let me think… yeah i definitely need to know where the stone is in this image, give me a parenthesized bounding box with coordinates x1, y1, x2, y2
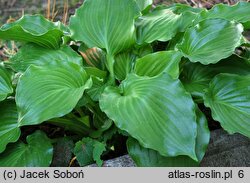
(200, 129, 250, 167)
(51, 138, 74, 167)
(88, 155, 136, 167)
(88, 129, 250, 167)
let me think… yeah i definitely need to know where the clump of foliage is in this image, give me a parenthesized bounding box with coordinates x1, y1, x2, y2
(0, 0, 249, 167)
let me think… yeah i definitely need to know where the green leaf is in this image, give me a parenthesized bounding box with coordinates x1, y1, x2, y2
(90, 110, 113, 138)
(204, 74, 250, 138)
(0, 100, 21, 153)
(100, 73, 197, 160)
(127, 138, 198, 167)
(136, 9, 197, 44)
(85, 67, 107, 80)
(87, 76, 108, 101)
(165, 3, 203, 14)
(195, 106, 210, 161)
(7, 43, 82, 72)
(127, 106, 209, 167)
(91, 105, 112, 130)
(167, 32, 185, 50)
(0, 65, 13, 101)
(177, 19, 243, 64)
(133, 44, 153, 58)
(47, 116, 92, 136)
(243, 21, 250, 29)
(0, 15, 64, 49)
(199, 2, 250, 24)
(16, 62, 92, 126)
(114, 51, 136, 80)
(0, 130, 53, 167)
(181, 55, 250, 99)
(135, 0, 153, 12)
(74, 137, 106, 167)
(135, 51, 182, 78)
(69, 0, 140, 55)
(93, 142, 106, 166)
(84, 67, 108, 101)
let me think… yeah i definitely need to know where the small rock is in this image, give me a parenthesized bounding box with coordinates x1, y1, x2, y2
(88, 155, 136, 167)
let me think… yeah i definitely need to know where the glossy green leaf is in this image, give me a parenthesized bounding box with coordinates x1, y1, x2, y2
(0, 100, 21, 153)
(135, 0, 153, 12)
(135, 51, 182, 78)
(84, 67, 107, 80)
(47, 115, 92, 136)
(7, 43, 82, 72)
(134, 44, 153, 58)
(0, 15, 64, 49)
(181, 55, 250, 99)
(16, 62, 92, 126)
(195, 106, 210, 161)
(0, 65, 13, 101)
(127, 106, 209, 167)
(177, 19, 243, 64)
(136, 9, 197, 44)
(87, 76, 107, 101)
(199, 2, 250, 24)
(92, 105, 111, 130)
(165, 3, 203, 14)
(167, 32, 185, 50)
(93, 116, 113, 132)
(100, 73, 197, 160)
(84, 67, 108, 101)
(0, 130, 53, 167)
(204, 74, 250, 138)
(69, 0, 140, 55)
(114, 51, 136, 80)
(74, 137, 106, 167)
(127, 138, 198, 167)
(243, 21, 250, 29)
(89, 116, 113, 139)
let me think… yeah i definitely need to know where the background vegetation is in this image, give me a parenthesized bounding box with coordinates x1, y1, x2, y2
(1, 0, 249, 24)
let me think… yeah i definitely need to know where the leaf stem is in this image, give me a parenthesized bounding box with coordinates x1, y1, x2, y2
(106, 54, 115, 85)
(75, 108, 85, 118)
(194, 98, 204, 104)
(47, 117, 93, 136)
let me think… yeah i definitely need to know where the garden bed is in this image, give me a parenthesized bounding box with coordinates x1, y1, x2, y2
(0, 0, 249, 167)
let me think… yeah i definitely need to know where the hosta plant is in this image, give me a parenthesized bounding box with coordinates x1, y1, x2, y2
(0, 0, 249, 167)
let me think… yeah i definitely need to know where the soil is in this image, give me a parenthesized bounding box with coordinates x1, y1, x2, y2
(154, 0, 249, 8)
(1, 0, 249, 25)
(0, 0, 82, 24)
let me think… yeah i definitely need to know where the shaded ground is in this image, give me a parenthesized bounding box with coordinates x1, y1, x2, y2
(1, 0, 249, 24)
(155, 0, 249, 7)
(0, 0, 81, 24)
